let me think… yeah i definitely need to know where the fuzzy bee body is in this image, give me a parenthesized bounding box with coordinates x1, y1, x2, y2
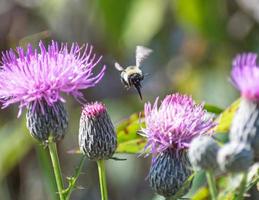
(120, 66, 143, 87)
(115, 46, 152, 100)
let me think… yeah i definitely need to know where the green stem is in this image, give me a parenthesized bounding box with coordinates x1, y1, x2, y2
(236, 172, 248, 200)
(97, 160, 108, 200)
(65, 156, 86, 200)
(48, 139, 65, 200)
(206, 170, 217, 200)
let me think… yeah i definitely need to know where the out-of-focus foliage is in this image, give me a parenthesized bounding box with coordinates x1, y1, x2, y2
(0, 0, 259, 199)
(192, 187, 210, 200)
(122, 0, 166, 48)
(0, 119, 34, 181)
(192, 163, 259, 200)
(173, 0, 227, 41)
(97, 0, 134, 44)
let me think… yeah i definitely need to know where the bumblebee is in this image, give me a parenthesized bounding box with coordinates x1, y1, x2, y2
(115, 46, 153, 100)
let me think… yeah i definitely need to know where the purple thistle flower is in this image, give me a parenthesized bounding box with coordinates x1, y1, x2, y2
(230, 53, 259, 160)
(141, 93, 216, 156)
(231, 53, 259, 101)
(0, 40, 106, 117)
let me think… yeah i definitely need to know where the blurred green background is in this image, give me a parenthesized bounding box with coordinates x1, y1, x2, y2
(0, 0, 258, 199)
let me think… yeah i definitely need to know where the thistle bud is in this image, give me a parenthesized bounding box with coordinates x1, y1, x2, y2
(26, 100, 68, 143)
(230, 98, 259, 160)
(148, 150, 192, 198)
(188, 136, 220, 171)
(217, 142, 254, 173)
(78, 102, 117, 160)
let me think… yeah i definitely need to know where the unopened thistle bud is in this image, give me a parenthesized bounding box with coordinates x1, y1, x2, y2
(230, 98, 259, 160)
(148, 150, 192, 197)
(217, 142, 254, 173)
(26, 100, 68, 142)
(79, 102, 117, 160)
(188, 136, 220, 171)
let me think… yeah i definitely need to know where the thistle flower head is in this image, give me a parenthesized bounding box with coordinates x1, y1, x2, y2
(79, 102, 117, 160)
(0, 41, 105, 116)
(142, 93, 216, 156)
(231, 53, 259, 101)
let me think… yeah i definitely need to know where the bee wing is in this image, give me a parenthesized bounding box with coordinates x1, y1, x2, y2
(136, 46, 153, 67)
(114, 62, 124, 71)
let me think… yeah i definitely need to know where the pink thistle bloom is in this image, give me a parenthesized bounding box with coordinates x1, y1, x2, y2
(231, 53, 259, 101)
(82, 102, 107, 117)
(0, 41, 105, 116)
(141, 93, 216, 156)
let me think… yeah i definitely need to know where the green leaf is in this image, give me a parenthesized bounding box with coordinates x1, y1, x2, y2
(117, 113, 143, 143)
(116, 112, 146, 154)
(215, 99, 240, 133)
(116, 138, 146, 154)
(204, 104, 223, 115)
(191, 187, 210, 200)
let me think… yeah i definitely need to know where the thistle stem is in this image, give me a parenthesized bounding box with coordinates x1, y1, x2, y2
(206, 170, 217, 200)
(48, 139, 65, 200)
(97, 160, 108, 200)
(236, 172, 248, 200)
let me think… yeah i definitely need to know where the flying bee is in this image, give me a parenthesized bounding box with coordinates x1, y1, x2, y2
(115, 46, 153, 100)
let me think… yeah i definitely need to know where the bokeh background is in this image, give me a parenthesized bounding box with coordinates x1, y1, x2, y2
(0, 0, 258, 199)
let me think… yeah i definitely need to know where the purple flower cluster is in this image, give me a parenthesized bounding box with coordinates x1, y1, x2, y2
(0, 41, 105, 116)
(231, 53, 259, 101)
(142, 93, 216, 156)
